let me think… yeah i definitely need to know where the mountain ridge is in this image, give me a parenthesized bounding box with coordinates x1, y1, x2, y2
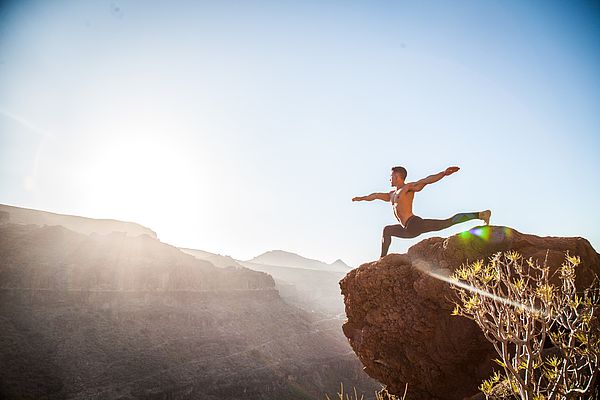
(0, 220, 380, 399)
(248, 249, 351, 272)
(0, 203, 157, 238)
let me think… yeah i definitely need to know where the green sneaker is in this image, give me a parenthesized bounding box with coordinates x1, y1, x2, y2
(479, 210, 491, 225)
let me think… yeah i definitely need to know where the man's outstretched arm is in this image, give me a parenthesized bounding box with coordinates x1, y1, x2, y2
(406, 166, 460, 192)
(352, 192, 391, 202)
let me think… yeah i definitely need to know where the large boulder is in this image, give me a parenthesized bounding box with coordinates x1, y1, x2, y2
(339, 225, 599, 400)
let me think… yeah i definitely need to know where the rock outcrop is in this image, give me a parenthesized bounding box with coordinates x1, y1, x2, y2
(340, 225, 600, 400)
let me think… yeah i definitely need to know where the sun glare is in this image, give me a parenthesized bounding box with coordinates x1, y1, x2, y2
(83, 137, 201, 226)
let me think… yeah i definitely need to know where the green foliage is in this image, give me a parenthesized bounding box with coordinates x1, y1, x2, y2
(450, 250, 599, 400)
(325, 382, 364, 400)
(480, 371, 503, 395)
(325, 382, 408, 400)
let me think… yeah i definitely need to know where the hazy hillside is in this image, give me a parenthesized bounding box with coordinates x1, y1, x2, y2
(0, 223, 274, 291)
(0, 222, 380, 399)
(239, 260, 347, 316)
(0, 203, 157, 238)
(180, 247, 348, 316)
(179, 247, 244, 270)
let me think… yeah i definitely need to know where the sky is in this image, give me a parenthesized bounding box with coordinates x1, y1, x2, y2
(1, 0, 599, 267)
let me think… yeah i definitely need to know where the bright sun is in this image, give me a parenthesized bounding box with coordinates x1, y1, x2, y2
(83, 137, 201, 226)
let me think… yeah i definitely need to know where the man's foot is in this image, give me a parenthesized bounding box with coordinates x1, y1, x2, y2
(479, 210, 491, 225)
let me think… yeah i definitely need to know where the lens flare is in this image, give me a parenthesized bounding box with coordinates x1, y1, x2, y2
(459, 230, 472, 241)
(459, 226, 513, 244)
(411, 258, 547, 317)
(469, 226, 491, 241)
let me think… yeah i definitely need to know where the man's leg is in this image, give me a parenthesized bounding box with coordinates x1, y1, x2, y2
(406, 212, 480, 236)
(381, 224, 418, 258)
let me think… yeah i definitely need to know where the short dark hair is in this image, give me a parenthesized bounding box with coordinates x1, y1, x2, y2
(391, 166, 407, 180)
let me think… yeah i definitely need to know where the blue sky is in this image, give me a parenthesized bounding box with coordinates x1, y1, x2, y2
(1, 0, 599, 267)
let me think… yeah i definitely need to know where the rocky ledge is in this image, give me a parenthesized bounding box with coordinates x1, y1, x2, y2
(339, 225, 599, 400)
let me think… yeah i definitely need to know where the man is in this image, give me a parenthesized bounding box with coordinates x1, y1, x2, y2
(352, 166, 491, 258)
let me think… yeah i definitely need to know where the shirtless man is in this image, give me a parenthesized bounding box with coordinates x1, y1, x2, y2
(352, 166, 491, 258)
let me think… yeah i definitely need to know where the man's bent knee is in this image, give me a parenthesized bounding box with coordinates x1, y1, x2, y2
(384, 224, 414, 239)
(383, 225, 395, 236)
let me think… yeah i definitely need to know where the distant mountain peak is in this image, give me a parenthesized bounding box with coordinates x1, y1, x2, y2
(331, 258, 349, 267)
(250, 249, 320, 263)
(248, 250, 351, 272)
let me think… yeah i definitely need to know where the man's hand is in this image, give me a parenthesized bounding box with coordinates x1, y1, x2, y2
(352, 196, 364, 202)
(444, 166, 460, 176)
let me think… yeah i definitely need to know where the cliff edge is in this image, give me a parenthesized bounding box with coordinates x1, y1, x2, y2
(339, 225, 599, 400)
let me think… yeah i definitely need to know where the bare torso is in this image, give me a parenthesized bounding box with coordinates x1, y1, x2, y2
(390, 186, 415, 226)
